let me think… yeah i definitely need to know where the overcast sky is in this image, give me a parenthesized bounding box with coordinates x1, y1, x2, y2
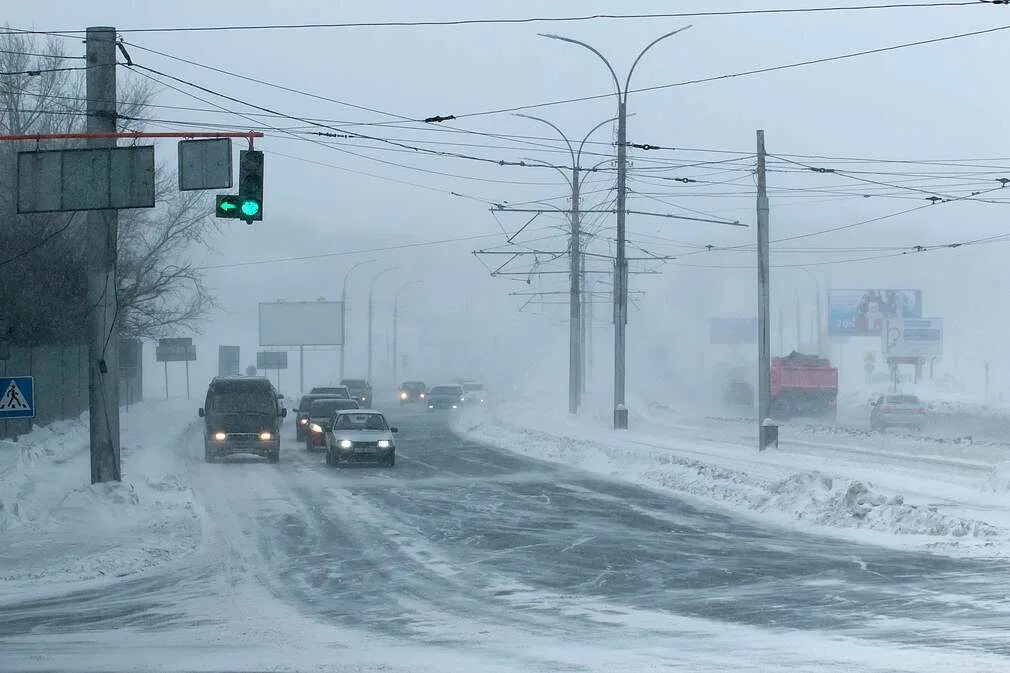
(7, 1, 1010, 400)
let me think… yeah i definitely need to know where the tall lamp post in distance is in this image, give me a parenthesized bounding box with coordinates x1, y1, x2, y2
(340, 259, 374, 382)
(368, 267, 399, 386)
(515, 113, 619, 415)
(542, 26, 692, 429)
(393, 281, 423, 389)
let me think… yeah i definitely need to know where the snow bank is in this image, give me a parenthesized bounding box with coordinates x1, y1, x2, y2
(0, 401, 201, 595)
(455, 407, 1006, 554)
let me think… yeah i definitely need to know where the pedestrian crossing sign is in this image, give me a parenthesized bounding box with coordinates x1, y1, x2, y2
(0, 376, 34, 419)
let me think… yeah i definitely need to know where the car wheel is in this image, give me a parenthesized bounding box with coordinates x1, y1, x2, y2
(204, 444, 215, 463)
(268, 449, 280, 464)
(325, 450, 333, 466)
(386, 453, 395, 468)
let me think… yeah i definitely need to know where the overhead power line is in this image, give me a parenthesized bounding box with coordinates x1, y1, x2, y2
(444, 22, 1010, 119)
(1, 3, 992, 35)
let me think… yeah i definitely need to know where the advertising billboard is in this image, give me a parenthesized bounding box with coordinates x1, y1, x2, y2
(218, 345, 240, 377)
(258, 301, 344, 347)
(710, 318, 757, 345)
(882, 318, 943, 358)
(827, 289, 921, 337)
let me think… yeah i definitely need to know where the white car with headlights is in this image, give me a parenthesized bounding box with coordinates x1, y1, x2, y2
(324, 410, 398, 467)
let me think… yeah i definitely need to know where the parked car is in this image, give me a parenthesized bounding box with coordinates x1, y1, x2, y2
(870, 393, 926, 431)
(427, 384, 464, 411)
(398, 381, 427, 404)
(294, 393, 337, 441)
(324, 410, 398, 467)
(341, 379, 373, 408)
(310, 385, 350, 399)
(305, 398, 360, 449)
(199, 376, 285, 463)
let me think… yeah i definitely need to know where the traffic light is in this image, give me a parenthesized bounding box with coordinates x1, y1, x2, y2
(238, 150, 264, 223)
(215, 194, 242, 218)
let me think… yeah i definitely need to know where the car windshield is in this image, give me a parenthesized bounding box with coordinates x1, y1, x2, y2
(310, 387, 348, 397)
(297, 395, 329, 412)
(309, 399, 358, 417)
(341, 379, 368, 388)
(463, 383, 483, 392)
(430, 385, 463, 396)
(207, 391, 274, 413)
(334, 413, 388, 431)
(887, 395, 921, 405)
(402, 382, 425, 391)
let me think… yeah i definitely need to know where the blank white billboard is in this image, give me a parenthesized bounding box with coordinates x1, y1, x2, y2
(259, 301, 343, 346)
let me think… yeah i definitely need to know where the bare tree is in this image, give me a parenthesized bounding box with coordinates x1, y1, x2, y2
(0, 28, 218, 344)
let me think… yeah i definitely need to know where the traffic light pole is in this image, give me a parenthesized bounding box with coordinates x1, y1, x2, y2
(86, 26, 121, 483)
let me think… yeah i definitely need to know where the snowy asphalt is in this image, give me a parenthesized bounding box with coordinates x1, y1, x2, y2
(2, 404, 1010, 668)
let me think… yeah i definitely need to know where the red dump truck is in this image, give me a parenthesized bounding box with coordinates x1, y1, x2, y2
(770, 351, 838, 420)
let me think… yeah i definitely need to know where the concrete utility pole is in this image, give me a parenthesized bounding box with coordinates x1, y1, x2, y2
(86, 27, 121, 483)
(339, 259, 373, 381)
(756, 130, 772, 448)
(515, 114, 617, 415)
(543, 26, 690, 429)
(367, 267, 397, 384)
(393, 281, 421, 388)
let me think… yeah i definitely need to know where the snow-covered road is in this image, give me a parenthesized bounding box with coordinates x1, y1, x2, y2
(2, 403, 1010, 672)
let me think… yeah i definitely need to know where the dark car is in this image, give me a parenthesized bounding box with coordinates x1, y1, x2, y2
(294, 393, 337, 441)
(341, 378, 373, 408)
(427, 384, 464, 411)
(398, 381, 427, 404)
(305, 398, 360, 449)
(310, 385, 350, 398)
(199, 376, 286, 463)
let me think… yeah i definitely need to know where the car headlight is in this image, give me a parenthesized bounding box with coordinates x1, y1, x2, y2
(428, 404, 434, 409)
(299, 418, 308, 425)
(452, 405, 458, 409)
(339, 439, 353, 449)
(309, 423, 323, 434)
(213, 431, 227, 441)
(259, 432, 272, 441)
(419, 393, 425, 398)
(361, 396, 367, 401)
(400, 392, 408, 400)
(377, 440, 391, 449)
(459, 396, 465, 402)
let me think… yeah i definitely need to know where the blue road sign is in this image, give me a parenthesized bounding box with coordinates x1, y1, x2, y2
(0, 376, 34, 419)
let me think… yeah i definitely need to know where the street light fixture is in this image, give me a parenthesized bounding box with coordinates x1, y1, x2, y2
(368, 267, 399, 385)
(514, 114, 618, 415)
(541, 26, 692, 429)
(393, 281, 423, 387)
(339, 259, 375, 381)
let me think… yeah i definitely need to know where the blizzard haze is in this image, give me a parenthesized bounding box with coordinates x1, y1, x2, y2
(3, 2, 1010, 673)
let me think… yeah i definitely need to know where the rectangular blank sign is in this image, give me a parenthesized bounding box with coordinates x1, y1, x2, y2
(178, 138, 233, 191)
(17, 146, 155, 213)
(257, 351, 288, 370)
(259, 302, 344, 346)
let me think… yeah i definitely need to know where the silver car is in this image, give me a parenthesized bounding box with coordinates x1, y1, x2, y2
(870, 393, 926, 431)
(324, 410, 398, 467)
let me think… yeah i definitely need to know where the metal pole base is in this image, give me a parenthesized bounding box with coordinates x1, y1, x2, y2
(613, 405, 629, 429)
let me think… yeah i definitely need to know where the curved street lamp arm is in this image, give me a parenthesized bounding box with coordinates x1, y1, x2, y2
(343, 258, 375, 288)
(522, 157, 572, 189)
(515, 113, 575, 167)
(370, 266, 399, 293)
(540, 33, 622, 99)
(624, 25, 692, 100)
(577, 116, 620, 165)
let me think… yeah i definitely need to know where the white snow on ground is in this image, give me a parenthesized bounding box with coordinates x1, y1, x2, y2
(0, 400, 201, 597)
(455, 398, 1010, 557)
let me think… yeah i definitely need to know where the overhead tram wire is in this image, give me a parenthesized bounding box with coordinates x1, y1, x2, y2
(442, 23, 1010, 120)
(1, 3, 991, 35)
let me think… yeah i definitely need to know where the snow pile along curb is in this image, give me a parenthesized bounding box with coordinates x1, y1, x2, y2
(456, 414, 1004, 551)
(0, 402, 202, 593)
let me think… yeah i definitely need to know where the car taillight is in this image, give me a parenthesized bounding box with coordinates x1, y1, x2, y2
(883, 406, 894, 413)
(916, 407, 925, 414)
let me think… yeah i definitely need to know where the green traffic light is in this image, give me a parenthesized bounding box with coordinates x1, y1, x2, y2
(240, 199, 261, 217)
(218, 200, 237, 213)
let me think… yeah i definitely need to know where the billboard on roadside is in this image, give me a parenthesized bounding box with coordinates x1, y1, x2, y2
(882, 318, 943, 358)
(827, 289, 921, 337)
(258, 301, 343, 346)
(710, 318, 757, 345)
(256, 351, 288, 370)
